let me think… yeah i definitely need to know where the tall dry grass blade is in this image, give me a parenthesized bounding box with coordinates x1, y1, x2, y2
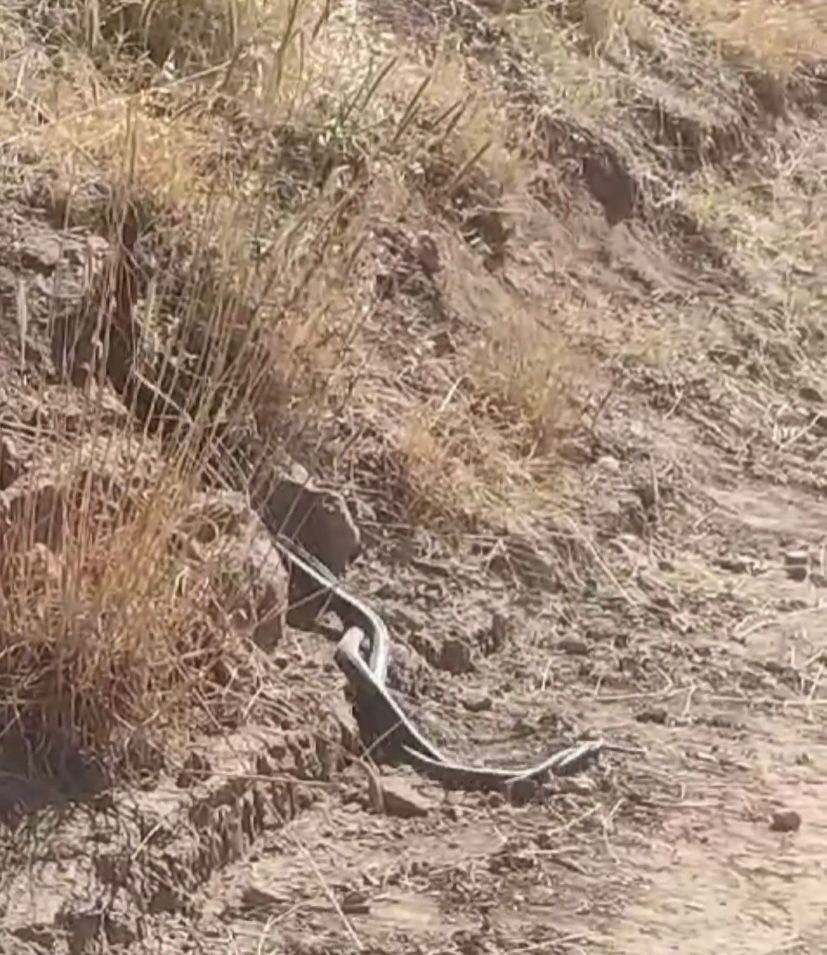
(446, 140, 492, 195)
(391, 73, 431, 146)
(271, 0, 303, 102)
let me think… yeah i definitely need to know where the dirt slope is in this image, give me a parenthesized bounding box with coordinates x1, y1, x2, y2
(0, 1, 826, 953)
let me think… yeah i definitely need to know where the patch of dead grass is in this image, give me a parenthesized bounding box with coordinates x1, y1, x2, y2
(0, 444, 233, 774)
(685, 123, 826, 298)
(688, 0, 827, 73)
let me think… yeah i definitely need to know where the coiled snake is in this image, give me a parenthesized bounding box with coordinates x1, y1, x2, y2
(274, 535, 610, 793)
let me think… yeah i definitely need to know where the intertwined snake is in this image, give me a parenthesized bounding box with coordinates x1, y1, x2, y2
(274, 535, 609, 794)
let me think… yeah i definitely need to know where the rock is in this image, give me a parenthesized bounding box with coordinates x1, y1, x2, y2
(430, 329, 455, 357)
(636, 706, 668, 725)
(598, 454, 621, 473)
(257, 470, 360, 627)
(505, 777, 538, 807)
(375, 772, 435, 818)
(259, 470, 360, 575)
(715, 554, 755, 574)
(783, 549, 809, 581)
(558, 636, 589, 656)
(415, 232, 441, 276)
(439, 637, 474, 674)
(20, 233, 62, 273)
(799, 384, 823, 403)
(240, 885, 280, 910)
(769, 809, 801, 833)
(180, 491, 289, 651)
(462, 692, 493, 713)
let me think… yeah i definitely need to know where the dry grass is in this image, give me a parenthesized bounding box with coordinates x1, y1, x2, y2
(685, 120, 826, 308)
(0, 435, 220, 771)
(688, 0, 827, 73)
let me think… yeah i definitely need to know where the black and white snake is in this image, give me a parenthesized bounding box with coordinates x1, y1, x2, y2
(274, 535, 610, 793)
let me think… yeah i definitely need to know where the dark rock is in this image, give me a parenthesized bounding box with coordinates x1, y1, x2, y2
(636, 706, 668, 725)
(258, 470, 360, 627)
(715, 554, 755, 574)
(784, 549, 809, 581)
(20, 234, 61, 273)
(786, 565, 808, 582)
(558, 636, 589, 656)
(439, 638, 474, 674)
(375, 772, 435, 818)
(769, 809, 801, 833)
(462, 692, 493, 713)
(505, 777, 537, 806)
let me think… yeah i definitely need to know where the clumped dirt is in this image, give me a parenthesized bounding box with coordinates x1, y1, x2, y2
(1, 1, 826, 953)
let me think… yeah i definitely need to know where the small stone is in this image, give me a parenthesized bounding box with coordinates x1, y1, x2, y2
(439, 638, 473, 674)
(769, 809, 801, 833)
(486, 791, 505, 809)
(20, 234, 62, 272)
(506, 777, 537, 806)
(799, 384, 823, 403)
(715, 554, 755, 574)
(636, 706, 668, 725)
(462, 692, 493, 713)
(798, 385, 824, 404)
(598, 455, 621, 473)
(415, 232, 441, 276)
(240, 886, 279, 910)
(377, 773, 435, 819)
(430, 330, 455, 357)
(783, 549, 809, 581)
(558, 636, 589, 656)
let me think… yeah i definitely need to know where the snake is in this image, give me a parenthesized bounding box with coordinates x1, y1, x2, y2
(274, 535, 607, 793)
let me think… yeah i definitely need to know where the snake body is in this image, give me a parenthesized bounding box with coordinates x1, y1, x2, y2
(274, 535, 606, 792)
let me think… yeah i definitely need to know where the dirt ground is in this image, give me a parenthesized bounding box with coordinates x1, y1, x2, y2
(1, 1, 826, 953)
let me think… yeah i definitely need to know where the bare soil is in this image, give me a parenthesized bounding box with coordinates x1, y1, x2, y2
(1, 1, 826, 953)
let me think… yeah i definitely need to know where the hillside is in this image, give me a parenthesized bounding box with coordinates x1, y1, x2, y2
(0, 1, 825, 952)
